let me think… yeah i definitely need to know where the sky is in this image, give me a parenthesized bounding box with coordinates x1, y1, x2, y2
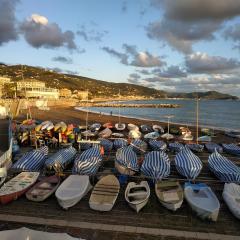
(0, 0, 240, 96)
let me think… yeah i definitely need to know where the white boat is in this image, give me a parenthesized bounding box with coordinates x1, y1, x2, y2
(222, 183, 240, 219)
(144, 131, 160, 140)
(161, 133, 174, 140)
(0, 167, 7, 186)
(81, 130, 98, 137)
(89, 175, 120, 211)
(181, 132, 193, 141)
(125, 181, 150, 213)
(127, 123, 139, 131)
(128, 130, 142, 139)
(197, 135, 212, 142)
(55, 175, 92, 210)
(112, 132, 124, 138)
(155, 180, 183, 211)
(98, 128, 112, 138)
(41, 121, 53, 131)
(184, 182, 220, 221)
(115, 123, 126, 131)
(152, 125, 164, 133)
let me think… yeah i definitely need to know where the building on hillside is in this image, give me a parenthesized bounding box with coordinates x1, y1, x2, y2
(59, 88, 72, 98)
(73, 90, 88, 100)
(16, 79, 45, 90)
(0, 76, 11, 85)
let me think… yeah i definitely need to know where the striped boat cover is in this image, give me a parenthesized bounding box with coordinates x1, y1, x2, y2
(141, 151, 170, 181)
(79, 142, 92, 151)
(175, 146, 202, 180)
(169, 142, 184, 153)
(149, 139, 167, 151)
(205, 142, 223, 153)
(130, 139, 147, 153)
(208, 150, 240, 183)
(222, 143, 240, 156)
(11, 146, 48, 171)
(99, 138, 113, 152)
(116, 146, 139, 172)
(186, 143, 204, 152)
(44, 146, 77, 172)
(113, 138, 127, 150)
(72, 147, 103, 175)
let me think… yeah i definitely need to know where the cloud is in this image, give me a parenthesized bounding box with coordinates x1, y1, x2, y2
(0, 0, 19, 45)
(224, 23, 240, 50)
(127, 73, 141, 84)
(20, 14, 77, 50)
(152, 65, 187, 78)
(147, 0, 240, 53)
(52, 56, 73, 64)
(136, 69, 151, 75)
(102, 44, 165, 67)
(121, 1, 127, 13)
(185, 52, 240, 73)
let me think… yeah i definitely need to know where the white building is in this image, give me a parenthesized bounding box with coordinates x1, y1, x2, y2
(24, 87, 59, 99)
(0, 76, 11, 85)
(16, 79, 45, 90)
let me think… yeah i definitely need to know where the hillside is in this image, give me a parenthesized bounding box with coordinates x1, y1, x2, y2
(0, 64, 238, 100)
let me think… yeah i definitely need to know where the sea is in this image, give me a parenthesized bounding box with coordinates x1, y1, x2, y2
(76, 99, 240, 131)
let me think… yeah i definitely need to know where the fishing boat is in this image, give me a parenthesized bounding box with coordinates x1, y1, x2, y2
(222, 183, 240, 219)
(115, 123, 126, 131)
(175, 147, 202, 180)
(44, 146, 77, 173)
(130, 139, 147, 154)
(54, 121, 67, 132)
(81, 130, 98, 137)
(141, 151, 170, 181)
(55, 175, 92, 209)
(113, 138, 128, 150)
(155, 180, 183, 211)
(128, 130, 142, 139)
(184, 182, 220, 221)
(0, 172, 40, 204)
(205, 142, 223, 153)
(72, 147, 103, 175)
(181, 132, 193, 141)
(168, 142, 184, 153)
(144, 132, 160, 140)
(11, 146, 48, 172)
(127, 123, 139, 131)
(103, 122, 113, 129)
(208, 149, 240, 183)
(115, 146, 139, 175)
(186, 143, 204, 153)
(0, 167, 7, 186)
(161, 115, 174, 140)
(89, 175, 120, 211)
(99, 138, 113, 152)
(125, 181, 150, 212)
(152, 125, 164, 133)
(222, 143, 240, 156)
(197, 135, 212, 142)
(26, 175, 60, 202)
(89, 123, 101, 131)
(149, 139, 167, 151)
(111, 132, 124, 138)
(98, 128, 112, 138)
(140, 125, 152, 133)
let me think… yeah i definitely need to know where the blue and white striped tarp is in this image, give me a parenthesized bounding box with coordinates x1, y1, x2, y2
(113, 138, 128, 150)
(11, 146, 48, 171)
(208, 150, 240, 183)
(222, 143, 240, 156)
(149, 139, 167, 151)
(168, 142, 184, 153)
(205, 142, 223, 153)
(72, 147, 103, 175)
(130, 139, 147, 154)
(44, 146, 77, 172)
(186, 143, 204, 152)
(116, 146, 139, 172)
(175, 146, 202, 180)
(141, 151, 170, 181)
(99, 138, 113, 152)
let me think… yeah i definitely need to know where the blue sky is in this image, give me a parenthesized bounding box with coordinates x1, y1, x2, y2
(0, 0, 240, 96)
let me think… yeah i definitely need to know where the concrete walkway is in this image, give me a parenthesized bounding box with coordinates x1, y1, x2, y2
(0, 214, 238, 240)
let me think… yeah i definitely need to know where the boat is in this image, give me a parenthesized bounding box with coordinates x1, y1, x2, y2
(44, 146, 77, 173)
(201, 128, 215, 136)
(149, 139, 167, 151)
(222, 183, 240, 219)
(144, 132, 160, 140)
(0, 227, 81, 240)
(225, 130, 240, 139)
(127, 123, 139, 131)
(99, 138, 113, 152)
(81, 130, 98, 137)
(140, 125, 152, 133)
(41, 121, 53, 131)
(0, 172, 40, 204)
(54, 121, 66, 132)
(11, 146, 48, 172)
(26, 175, 60, 202)
(89, 123, 101, 131)
(175, 147, 202, 180)
(115, 146, 139, 175)
(181, 132, 193, 141)
(197, 135, 212, 142)
(141, 151, 170, 181)
(186, 143, 204, 153)
(180, 127, 191, 135)
(55, 175, 92, 209)
(115, 123, 126, 131)
(98, 128, 112, 138)
(168, 142, 184, 153)
(46, 122, 54, 131)
(125, 181, 150, 212)
(130, 139, 147, 154)
(103, 122, 113, 129)
(128, 130, 142, 139)
(184, 182, 220, 221)
(89, 175, 120, 211)
(111, 132, 124, 138)
(155, 180, 183, 211)
(161, 133, 174, 140)
(222, 143, 240, 156)
(205, 142, 223, 153)
(152, 125, 164, 133)
(169, 127, 180, 135)
(208, 149, 240, 183)
(0, 167, 7, 186)
(113, 138, 128, 150)
(72, 147, 103, 175)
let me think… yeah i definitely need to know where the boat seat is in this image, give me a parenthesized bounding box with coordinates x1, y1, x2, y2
(128, 191, 148, 198)
(157, 181, 178, 189)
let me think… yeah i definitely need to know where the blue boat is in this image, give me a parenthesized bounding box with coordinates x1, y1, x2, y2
(141, 151, 170, 181)
(205, 142, 223, 153)
(222, 143, 240, 156)
(99, 138, 113, 152)
(175, 147, 202, 180)
(113, 138, 127, 150)
(72, 147, 103, 175)
(186, 143, 204, 153)
(168, 142, 184, 153)
(44, 146, 77, 172)
(149, 139, 167, 151)
(208, 150, 240, 183)
(130, 139, 147, 154)
(11, 146, 48, 172)
(115, 146, 139, 175)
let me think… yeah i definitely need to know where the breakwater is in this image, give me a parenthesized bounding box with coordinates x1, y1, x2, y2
(79, 103, 181, 108)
